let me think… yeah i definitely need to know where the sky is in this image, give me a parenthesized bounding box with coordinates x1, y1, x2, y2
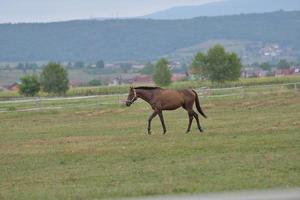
(0, 0, 223, 23)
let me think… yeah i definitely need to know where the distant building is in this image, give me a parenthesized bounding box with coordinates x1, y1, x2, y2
(260, 43, 282, 57)
(105, 63, 119, 68)
(109, 75, 135, 86)
(5, 82, 20, 91)
(69, 80, 82, 88)
(241, 68, 269, 78)
(0, 86, 8, 92)
(275, 68, 295, 77)
(171, 73, 187, 82)
(132, 64, 145, 69)
(169, 61, 181, 69)
(133, 75, 153, 84)
(109, 78, 122, 86)
(109, 77, 130, 86)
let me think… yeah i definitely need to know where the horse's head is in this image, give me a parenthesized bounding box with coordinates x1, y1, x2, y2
(126, 86, 137, 107)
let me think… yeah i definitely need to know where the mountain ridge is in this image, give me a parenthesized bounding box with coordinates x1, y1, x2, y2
(0, 10, 299, 62)
(143, 0, 300, 19)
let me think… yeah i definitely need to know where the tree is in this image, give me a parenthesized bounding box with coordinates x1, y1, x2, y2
(191, 52, 206, 79)
(260, 62, 272, 71)
(251, 62, 260, 68)
(174, 63, 188, 74)
(17, 63, 24, 69)
(140, 62, 155, 75)
(120, 63, 132, 73)
(17, 63, 28, 74)
(40, 62, 69, 95)
(96, 60, 105, 69)
(88, 79, 102, 86)
(191, 44, 242, 82)
(277, 59, 290, 69)
(66, 62, 73, 69)
(153, 58, 172, 86)
(73, 61, 85, 68)
(19, 75, 40, 97)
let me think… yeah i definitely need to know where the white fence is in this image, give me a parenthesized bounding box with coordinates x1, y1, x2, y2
(125, 188, 300, 200)
(0, 82, 299, 113)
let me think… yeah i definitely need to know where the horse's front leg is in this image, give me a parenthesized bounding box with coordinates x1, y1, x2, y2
(147, 111, 158, 134)
(158, 111, 167, 134)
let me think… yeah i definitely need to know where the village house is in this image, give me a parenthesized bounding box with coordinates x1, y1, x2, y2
(5, 82, 20, 91)
(171, 73, 188, 82)
(109, 76, 135, 86)
(260, 43, 282, 57)
(241, 68, 269, 78)
(131, 64, 145, 70)
(275, 68, 296, 77)
(0, 86, 7, 92)
(69, 80, 82, 88)
(132, 75, 153, 84)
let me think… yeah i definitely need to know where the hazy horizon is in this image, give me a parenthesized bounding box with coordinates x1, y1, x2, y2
(0, 0, 223, 23)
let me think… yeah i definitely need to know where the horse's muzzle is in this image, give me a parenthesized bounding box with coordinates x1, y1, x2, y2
(125, 101, 132, 107)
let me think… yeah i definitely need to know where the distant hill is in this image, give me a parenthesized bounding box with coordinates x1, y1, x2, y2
(0, 11, 300, 62)
(144, 0, 300, 19)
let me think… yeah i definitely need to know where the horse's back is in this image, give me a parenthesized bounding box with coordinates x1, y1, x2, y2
(154, 89, 195, 110)
(177, 89, 196, 97)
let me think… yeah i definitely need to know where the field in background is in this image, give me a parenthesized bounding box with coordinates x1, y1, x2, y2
(0, 69, 130, 88)
(1, 75, 300, 99)
(0, 89, 299, 199)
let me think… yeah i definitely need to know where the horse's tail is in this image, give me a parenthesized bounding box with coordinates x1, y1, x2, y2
(192, 90, 207, 118)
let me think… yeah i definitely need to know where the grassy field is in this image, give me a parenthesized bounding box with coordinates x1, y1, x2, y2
(0, 91, 300, 199)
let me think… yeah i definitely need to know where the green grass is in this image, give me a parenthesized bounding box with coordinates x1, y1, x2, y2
(0, 92, 300, 199)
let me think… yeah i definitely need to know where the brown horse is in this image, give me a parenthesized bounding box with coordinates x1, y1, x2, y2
(126, 86, 207, 134)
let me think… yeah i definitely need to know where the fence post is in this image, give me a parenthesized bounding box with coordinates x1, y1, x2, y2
(207, 87, 211, 97)
(96, 96, 100, 107)
(295, 83, 298, 94)
(35, 97, 41, 111)
(240, 86, 245, 98)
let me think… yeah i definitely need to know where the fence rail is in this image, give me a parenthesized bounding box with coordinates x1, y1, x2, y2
(125, 188, 300, 200)
(0, 82, 299, 113)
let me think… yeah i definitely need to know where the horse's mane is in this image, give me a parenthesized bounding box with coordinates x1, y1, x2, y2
(134, 86, 161, 90)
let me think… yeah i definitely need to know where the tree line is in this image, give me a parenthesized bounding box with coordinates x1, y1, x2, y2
(19, 45, 243, 96)
(19, 63, 69, 97)
(20, 44, 296, 97)
(143, 44, 242, 86)
(142, 46, 298, 85)
(254, 59, 295, 71)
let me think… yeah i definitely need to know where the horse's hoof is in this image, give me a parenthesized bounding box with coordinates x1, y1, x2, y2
(199, 128, 204, 133)
(186, 131, 190, 134)
(162, 131, 167, 135)
(147, 130, 152, 135)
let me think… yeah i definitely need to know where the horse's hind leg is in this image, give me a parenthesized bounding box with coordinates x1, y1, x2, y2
(148, 111, 158, 135)
(192, 110, 203, 132)
(186, 110, 194, 133)
(158, 111, 167, 134)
